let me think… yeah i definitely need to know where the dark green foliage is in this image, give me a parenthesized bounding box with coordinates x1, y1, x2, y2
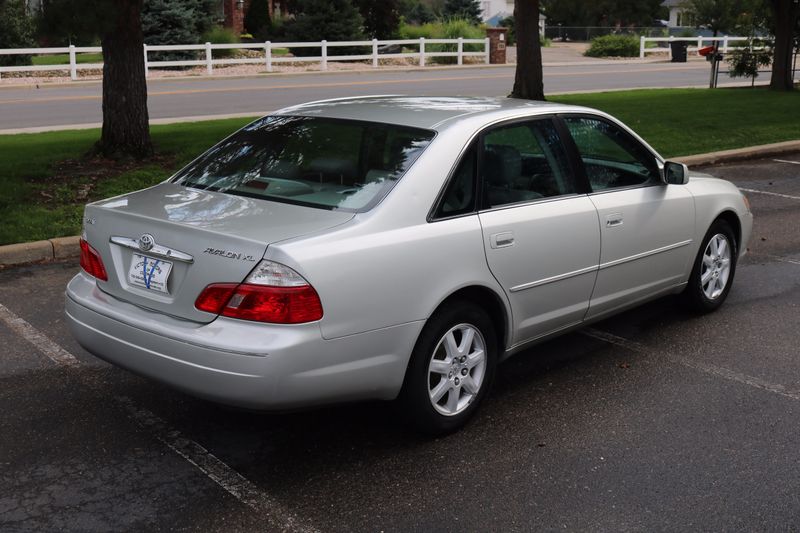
(283, 0, 366, 56)
(542, 0, 665, 27)
(682, 0, 746, 35)
(0, 0, 35, 66)
(244, 0, 271, 40)
(142, 0, 220, 61)
(356, 0, 401, 38)
(584, 35, 640, 57)
(400, 0, 436, 24)
(36, 0, 101, 46)
(443, 0, 481, 24)
(203, 26, 239, 58)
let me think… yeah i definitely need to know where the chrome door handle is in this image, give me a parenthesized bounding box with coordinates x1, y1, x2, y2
(605, 213, 624, 227)
(490, 232, 515, 249)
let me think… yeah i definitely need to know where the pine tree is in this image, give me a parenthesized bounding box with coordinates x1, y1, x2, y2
(284, 0, 365, 56)
(443, 0, 482, 24)
(142, 0, 219, 61)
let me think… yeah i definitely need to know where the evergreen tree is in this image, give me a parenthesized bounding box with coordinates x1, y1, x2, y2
(244, 0, 271, 40)
(399, 0, 436, 24)
(443, 0, 482, 24)
(356, 0, 400, 39)
(284, 0, 365, 56)
(0, 0, 35, 66)
(142, 0, 219, 61)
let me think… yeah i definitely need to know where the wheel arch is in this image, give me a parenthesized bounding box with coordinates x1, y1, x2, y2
(713, 209, 742, 249)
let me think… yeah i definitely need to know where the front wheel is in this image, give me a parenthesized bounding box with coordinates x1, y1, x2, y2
(398, 302, 497, 435)
(682, 219, 738, 313)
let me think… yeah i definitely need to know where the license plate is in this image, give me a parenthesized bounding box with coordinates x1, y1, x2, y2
(128, 254, 173, 294)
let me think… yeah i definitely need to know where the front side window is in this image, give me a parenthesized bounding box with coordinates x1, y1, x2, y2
(172, 116, 435, 211)
(564, 116, 660, 191)
(480, 119, 577, 208)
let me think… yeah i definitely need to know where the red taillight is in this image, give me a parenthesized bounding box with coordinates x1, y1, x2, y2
(79, 238, 108, 281)
(195, 283, 323, 324)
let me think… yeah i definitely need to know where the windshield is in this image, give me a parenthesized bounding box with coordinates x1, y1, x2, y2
(172, 116, 436, 211)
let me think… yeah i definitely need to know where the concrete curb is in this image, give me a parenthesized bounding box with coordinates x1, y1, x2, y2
(0, 140, 798, 268)
(0, 236, 80, 269)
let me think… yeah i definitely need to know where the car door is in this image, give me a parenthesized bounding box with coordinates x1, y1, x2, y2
(561, 115, 695, 319)
(476, 118, 600, 347)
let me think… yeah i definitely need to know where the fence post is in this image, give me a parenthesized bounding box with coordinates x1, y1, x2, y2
(484, 37, 490, 64)
(697, 36, 703, 53)
(668, 35, 674, 61)
(69, 44, 77, 80)
(723, 36, 729, 53)
(457, 37, 463, 65)
(372, 38, 378, 68)
(205, 41, 212, 75)
(143, 43, 149, 78)
(321, 40, 327, 70)
(419, 37, 425, 67)
(265, 41, 272, 72)
(639, 35, 645, 59)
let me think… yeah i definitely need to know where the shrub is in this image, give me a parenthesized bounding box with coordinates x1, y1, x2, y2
(399, 19, 484, 64)
(203, 26, 239, 58)
(727, 40, 772, 82)
(283, 0, 366, 57)
(584, 34, 640, 58)
(244, 0, 271, 41)
(142, 0, 220, 62)
(0, 0, 35, 66)
(443, 0, 481, 25)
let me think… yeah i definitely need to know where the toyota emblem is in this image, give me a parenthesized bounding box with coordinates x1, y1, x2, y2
(138, 233, 155, 252)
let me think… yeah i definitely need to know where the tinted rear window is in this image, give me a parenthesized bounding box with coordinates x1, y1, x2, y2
(172, 116, 435, 211)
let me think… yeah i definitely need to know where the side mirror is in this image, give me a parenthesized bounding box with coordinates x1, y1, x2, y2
(663, 161, 690, 185)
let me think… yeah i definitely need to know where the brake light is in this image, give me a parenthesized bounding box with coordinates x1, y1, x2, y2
(195, 261, 323, 324)
(79, 238, 108, 281)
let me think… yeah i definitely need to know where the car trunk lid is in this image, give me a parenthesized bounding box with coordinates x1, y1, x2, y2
(83, 183, 353, 323)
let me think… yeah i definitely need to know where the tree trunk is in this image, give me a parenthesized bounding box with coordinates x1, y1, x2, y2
(769, 0, 799, 91)
(96, 0, 152, 158)
(510, 0, 545, 100)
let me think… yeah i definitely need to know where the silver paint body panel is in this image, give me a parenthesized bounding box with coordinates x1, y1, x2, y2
(65, 96, 753, 409)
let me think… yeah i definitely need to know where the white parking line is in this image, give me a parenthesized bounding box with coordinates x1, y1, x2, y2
(0, 303, 80, 367)
(774, 159, 800, 165)
(116, 396, 318, 533)
(582, 328, 800, 402)
(739, 187, 800, 201)
(0, 300, 318, 533)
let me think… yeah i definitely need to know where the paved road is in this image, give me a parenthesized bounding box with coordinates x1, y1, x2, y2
(1, 155, 799, 531)
(0, 62, 739, 131)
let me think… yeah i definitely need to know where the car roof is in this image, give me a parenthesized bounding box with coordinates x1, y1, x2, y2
(271, 95, 595, 132)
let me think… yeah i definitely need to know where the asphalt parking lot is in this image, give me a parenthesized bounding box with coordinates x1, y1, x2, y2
(1, 154, 799, 532)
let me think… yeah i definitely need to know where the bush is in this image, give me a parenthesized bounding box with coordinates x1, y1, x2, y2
(203, 26, 239, 58)
(727, 40, 772, 82)
(0, 0, 35, 66)
(142, 0, 220, 62)
(584, 35, 640, 57)
(399, 0, 436, 25)
(398, 19, 483, 64)
(283, 0, 366, 57)
(443, 0, 481, 25)
(244, 0, 270, 41)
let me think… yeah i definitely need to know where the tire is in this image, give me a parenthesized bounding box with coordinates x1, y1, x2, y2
(398, 301, 497, 435)
(682, 219, 738, 313)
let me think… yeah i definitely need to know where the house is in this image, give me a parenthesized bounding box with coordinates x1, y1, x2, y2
(481, 0, 546, 36)
(662, 0, 690, 28)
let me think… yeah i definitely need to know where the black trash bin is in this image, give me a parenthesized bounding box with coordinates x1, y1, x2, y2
(670, 41, 688, 62)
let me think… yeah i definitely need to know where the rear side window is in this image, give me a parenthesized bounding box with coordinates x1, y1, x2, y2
(564, 116, 660, 191)
(436, 145, 477, 218)
(173, 116, 435, 212)
(480, 119, 577, 208)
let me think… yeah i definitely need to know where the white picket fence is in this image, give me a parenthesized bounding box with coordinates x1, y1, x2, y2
(0, 37, 490, 80)
(639, 35, 749, 60)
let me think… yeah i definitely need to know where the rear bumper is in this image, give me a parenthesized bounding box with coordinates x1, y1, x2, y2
(65, 273, 422, 409)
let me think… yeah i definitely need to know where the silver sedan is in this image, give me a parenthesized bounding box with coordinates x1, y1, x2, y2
(66, 96, 753, 434)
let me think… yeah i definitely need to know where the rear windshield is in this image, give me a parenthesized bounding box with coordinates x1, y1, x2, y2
(172, 116, 436, 211)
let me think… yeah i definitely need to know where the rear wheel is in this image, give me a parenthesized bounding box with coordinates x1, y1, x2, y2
(682, 219, 738, 312)
(398, 302, 497, 435)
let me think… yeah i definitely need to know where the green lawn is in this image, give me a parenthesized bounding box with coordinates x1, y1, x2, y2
(1, 87, 798, 245)
(31, 53, 104, 66)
